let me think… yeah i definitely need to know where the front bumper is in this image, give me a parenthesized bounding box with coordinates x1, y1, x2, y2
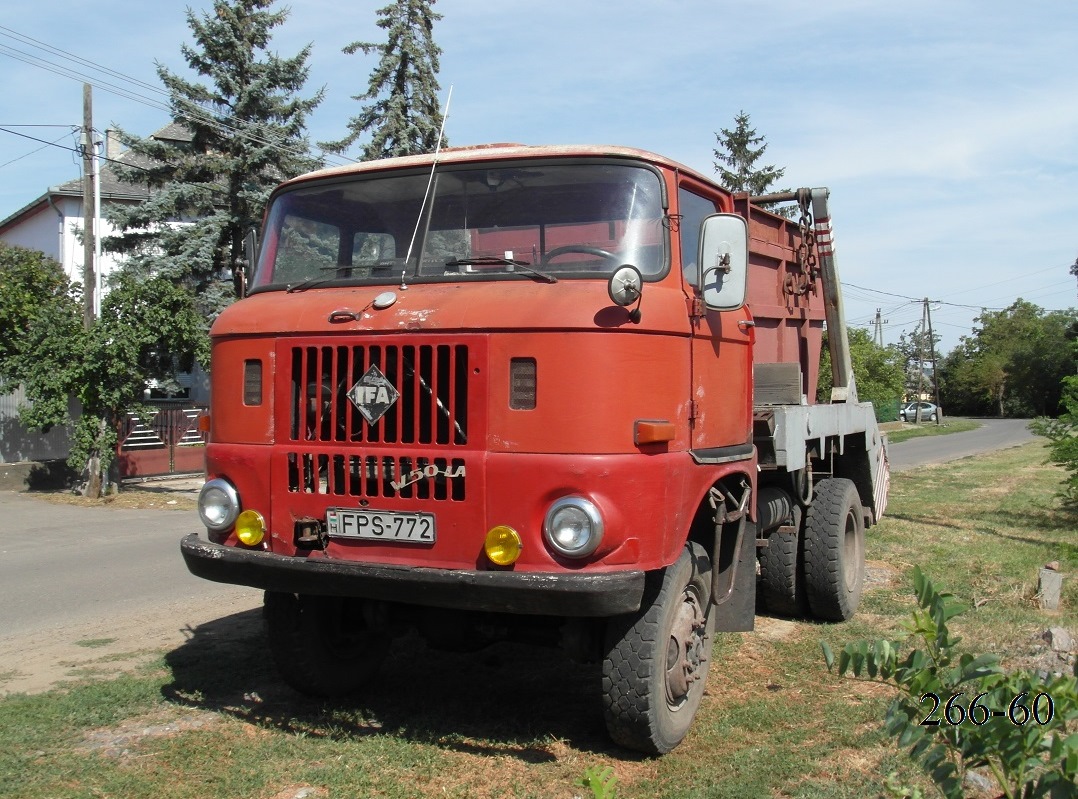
(181, 534, 645, 617)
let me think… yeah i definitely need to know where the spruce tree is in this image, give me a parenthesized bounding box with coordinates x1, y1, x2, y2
(321, 0, 446, 160)
(106, 0, 323, 308)
(713, 111, 787, 197)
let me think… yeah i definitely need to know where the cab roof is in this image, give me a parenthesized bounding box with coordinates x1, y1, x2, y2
(279, 143, 715, 190)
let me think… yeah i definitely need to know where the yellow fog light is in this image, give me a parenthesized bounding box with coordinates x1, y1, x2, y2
(235, 509, 266, 547)
(484, 525, 522, 566)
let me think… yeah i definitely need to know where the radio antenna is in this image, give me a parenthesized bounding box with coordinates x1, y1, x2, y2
(404, 86, 454, 272)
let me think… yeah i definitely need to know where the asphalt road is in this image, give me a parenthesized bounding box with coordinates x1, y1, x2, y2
(0, 494, 249, 638)
(886, 417, 1040, 472)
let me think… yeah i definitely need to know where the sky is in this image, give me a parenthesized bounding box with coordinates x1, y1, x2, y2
(1, 0, 1076, 354)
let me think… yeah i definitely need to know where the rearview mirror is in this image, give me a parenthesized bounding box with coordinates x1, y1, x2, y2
(698, 214, 748, 311)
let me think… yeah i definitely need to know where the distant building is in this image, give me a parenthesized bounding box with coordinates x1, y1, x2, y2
(0, 123, 192, 291)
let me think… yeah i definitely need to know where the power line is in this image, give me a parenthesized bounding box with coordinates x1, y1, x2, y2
(0, 127, 76, 170)
(940, 263, 1066, 300)
(0, 26, 356, 170)
(0, 25, 164, 95)
(843, 282, 923, 303)
(0, 125, 227, 197)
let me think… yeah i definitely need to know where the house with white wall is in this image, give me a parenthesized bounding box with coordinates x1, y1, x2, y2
(0, 123, 192, 290)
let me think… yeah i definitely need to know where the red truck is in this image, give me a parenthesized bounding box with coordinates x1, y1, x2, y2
(182, 143, 889, 754)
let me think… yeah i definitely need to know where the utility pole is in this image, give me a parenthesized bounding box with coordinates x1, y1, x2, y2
(873, 308, 888, 347)
(81, 83, 96, 330)
(914, 300, 928, 423)
(925, 299, 942, 425)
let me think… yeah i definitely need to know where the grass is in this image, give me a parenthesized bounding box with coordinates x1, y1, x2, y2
(75, 638, 117, 649)
(884, 417, 981, 444)
(0, 442, 1074, 798)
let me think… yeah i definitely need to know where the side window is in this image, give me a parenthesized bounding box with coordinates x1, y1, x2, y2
(678, 187, 719, 287)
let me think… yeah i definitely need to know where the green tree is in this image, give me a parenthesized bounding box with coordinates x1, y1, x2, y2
(818, 327, 906, 420)
(106, 0, 323, 307)
(713, 111, 787, 197)
(321, 0, 446, 160)
(941, 300, 1076, 417)
(938, 341, 996, 418)
(3, 267, 209, 498)
(0, 244, 82, 432)
(0, 243, 71, 373)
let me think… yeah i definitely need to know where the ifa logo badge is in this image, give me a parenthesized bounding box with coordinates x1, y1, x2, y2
(346, 365, 400, 424)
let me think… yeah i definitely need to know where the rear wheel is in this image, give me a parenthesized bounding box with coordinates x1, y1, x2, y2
(802, 479, 865, 621)
(759, 527, 807, 617)
(602, 542, 714, 754)
(264, 592, 389, 697)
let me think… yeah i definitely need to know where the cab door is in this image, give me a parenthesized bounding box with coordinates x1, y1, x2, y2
(677, 183, 754, 458)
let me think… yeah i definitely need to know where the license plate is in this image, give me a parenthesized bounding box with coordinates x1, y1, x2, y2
(325, 508, 436, 543)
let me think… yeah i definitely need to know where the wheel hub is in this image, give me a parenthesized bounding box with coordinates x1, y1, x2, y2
(665, 591, 707, 708)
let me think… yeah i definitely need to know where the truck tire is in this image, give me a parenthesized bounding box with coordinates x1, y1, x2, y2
(264, 592, 389, 697)
(759, 528, 807, 617)
(802, 479, 865, 622)
(601, 542, 714, 754)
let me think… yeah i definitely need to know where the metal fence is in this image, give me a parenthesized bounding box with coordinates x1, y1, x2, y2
(116, 402, 208, 479)
(0, 385, 74, 464)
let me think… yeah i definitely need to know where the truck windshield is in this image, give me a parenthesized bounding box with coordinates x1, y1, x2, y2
(249, 161, 667, 291)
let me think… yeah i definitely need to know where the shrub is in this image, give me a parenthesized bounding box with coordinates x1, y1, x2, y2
(1031, 375, 1078, 506)
(822, 568, 1077, 798)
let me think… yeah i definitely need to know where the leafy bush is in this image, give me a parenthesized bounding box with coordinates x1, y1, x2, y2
(1031, 375, 1078, 506)
(822, 568, 1077, 798)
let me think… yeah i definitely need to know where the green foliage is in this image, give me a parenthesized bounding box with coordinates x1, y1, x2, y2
(0, 243, 72, 376)
(822, 567, 1078, 798)
(713, 110, 787, 198)
(818, 327, 905, 416)
(1030, 375, 1078, 505)
(2, 264, 208, 491)
(73, 273, 209, 474)
(939, 299, 1077, 418)
(106, 0, 323, 309)
(321, 0, 446, 160)
(895, 325, 942, 402)
(575, 765, 618, 799)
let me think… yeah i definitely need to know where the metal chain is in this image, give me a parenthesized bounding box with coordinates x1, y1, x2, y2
(784, 192, 819, 297)
(797, 193, 816, 276)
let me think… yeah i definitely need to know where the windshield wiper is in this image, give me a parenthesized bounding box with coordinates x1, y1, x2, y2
(445, 256, 557, 284)
(286, 276, 335, 293)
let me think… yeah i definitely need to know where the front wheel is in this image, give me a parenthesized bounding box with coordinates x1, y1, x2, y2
(264, 592, 389, 697)
(602, 542, 715, 754)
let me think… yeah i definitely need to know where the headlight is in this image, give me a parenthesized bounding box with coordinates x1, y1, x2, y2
(198, 478, 241, 531)
(543, 496, 604, 558)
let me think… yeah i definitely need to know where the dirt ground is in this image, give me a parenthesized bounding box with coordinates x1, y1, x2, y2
(0, 476, 264, 696)
(0, 588, 261, 695)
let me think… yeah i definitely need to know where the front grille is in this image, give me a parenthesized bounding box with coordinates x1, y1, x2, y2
(289, 343, 469, 445)
(287, 452, 467, 501)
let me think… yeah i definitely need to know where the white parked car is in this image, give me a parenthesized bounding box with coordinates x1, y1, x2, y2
(900, 401, 940, 422)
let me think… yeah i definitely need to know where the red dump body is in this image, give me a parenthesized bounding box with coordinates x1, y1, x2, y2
(738, 198, 827, 404)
